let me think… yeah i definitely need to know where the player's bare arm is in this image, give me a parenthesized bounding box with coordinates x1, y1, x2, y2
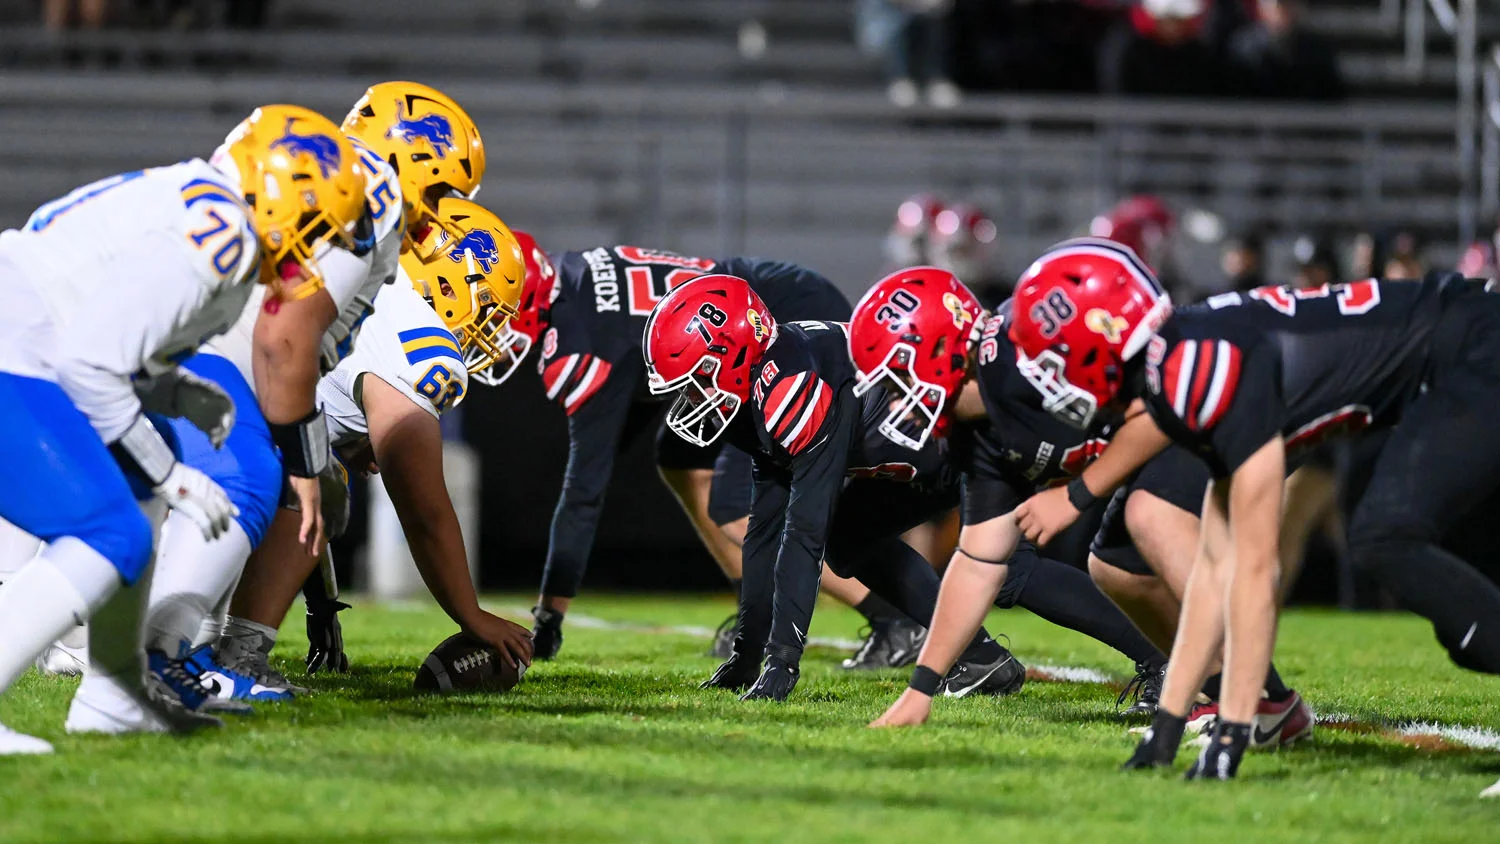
(1015, 404, 1170, 546)
(363, 374, 532, 668)
(870, 512, 1021, 727)
(253, 283, 338, 556)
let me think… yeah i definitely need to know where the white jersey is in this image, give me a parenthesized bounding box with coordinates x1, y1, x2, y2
(202, 136, 404, 384)
(319, 273, 468, 446)
(0, 159, 260, 441)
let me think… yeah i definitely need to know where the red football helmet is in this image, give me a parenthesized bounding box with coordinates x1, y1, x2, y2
(849, 267, 984, 450)
(1009, 238, 1171, 430)
(644, 274, 777, 447)
(476, 229, 558, 386)
(1089, 195, 1175, 274)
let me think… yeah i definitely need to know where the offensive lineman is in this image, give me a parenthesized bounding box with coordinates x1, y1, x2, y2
(1008, 239, 1500, 778)
(0, 104, 365, 752)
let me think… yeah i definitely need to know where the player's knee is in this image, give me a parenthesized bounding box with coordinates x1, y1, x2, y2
(78, 506, 154, 585)
(1435, 623, 1500, 675)
(991, 547, 1036, 609)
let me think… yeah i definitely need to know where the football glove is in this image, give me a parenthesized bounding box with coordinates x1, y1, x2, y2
(135, 367, 236, 449)
(155, 462, 238, 541)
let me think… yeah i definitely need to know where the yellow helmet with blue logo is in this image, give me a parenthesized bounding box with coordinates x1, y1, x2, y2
(401, 197, 524, 378)
(221, 104, 368, 300)
(341, 81, 486, 259)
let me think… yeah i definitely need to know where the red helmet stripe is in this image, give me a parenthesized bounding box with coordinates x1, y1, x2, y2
(781, 379, 831, 454)
(1034, 237, 1166, 298)
(562, 357, 612, 415)
(1195, 341, 1241, 431)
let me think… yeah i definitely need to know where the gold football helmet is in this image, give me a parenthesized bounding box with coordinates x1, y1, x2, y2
(341, 81, 485, 259)
(221, 105, 368, 300)
(402, 197, 524, 377)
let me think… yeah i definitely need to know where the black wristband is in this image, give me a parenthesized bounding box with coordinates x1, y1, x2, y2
(1066, 476, 1100, 511)
(908, 664, 943, 697)
(270, 408, 330, 478)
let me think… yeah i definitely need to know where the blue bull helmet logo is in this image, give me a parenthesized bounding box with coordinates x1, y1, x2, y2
(450, 229, 501, 273)
(386, 102, 456, 158)
(269, 118, 343, 179)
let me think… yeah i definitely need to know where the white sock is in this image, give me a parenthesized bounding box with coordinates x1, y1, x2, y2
(194, 569, 241, 649)
(0, 537, 120, 691)
(146, 515, 251, 657)
(86, 499, 166, 687)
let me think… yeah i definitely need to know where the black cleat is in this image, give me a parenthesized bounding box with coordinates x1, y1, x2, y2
(1123, 710, 1186, 771)
(1184, 721, 1248, 780)
(531, 607, 564, 661)
(1116, 661, 1166, 718)
(943, 645, 1025, 698)
(708, 614, 738, 659)
(702, 651, 761, 691)
(841, 617, 927, 670)
(741, 657, 800, 702)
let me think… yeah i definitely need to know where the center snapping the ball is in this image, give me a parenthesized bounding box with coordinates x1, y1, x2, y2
(413, 633, 524, 693)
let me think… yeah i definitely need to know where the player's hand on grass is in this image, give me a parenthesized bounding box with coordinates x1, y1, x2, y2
(465, 610, 534, 670)
(287, 475, 326, 557)
(156, 462, 238, 540)
(305, 597, 351, 675)
(869, 688, 933, 728)
(1014, 485, 1079, 547)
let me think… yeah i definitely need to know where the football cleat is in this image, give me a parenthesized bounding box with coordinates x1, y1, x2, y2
(1188, 692, 1314, 748)
(740, 657, 800, 702)
(1481, 777, 1500, 798)
(531, 607, 564, 661)
(841, 617, 927, 671)
(216, 631, 308, 696)
(0, 722, 52, 755)
(35, 639, 87, 677)
(702, 651, 761, 692)
(147, 650, 253, 716)
(1116, 661, 1166, 718)
(943, 645, 1026, 698)
(709, 613, 738, 660)
(1185, 721, 1249, 780)
(184, 645, 294, 702)
(67, 671, 224, 735)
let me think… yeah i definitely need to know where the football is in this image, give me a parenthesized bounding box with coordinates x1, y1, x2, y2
(413, 633, 523, 694)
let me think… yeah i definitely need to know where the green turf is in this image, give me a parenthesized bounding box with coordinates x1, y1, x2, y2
(2, 595, 1497, 843)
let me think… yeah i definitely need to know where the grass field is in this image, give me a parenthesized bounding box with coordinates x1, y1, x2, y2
(3, 594, 1498, 843)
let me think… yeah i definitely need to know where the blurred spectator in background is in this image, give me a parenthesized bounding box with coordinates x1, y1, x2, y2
(884, 193, 946, 269)
(45, 0, 108, 31)
(931, 202, 1009, 304)
(1459, 237, 1500, 283)
(1221, 227, 1267, 292)
(1384, 253, 1424, 280)
(1229, 0, 1344, 100)
(1350, 230, 1384, 280)
(1292, 233, 1339, 288)
(1098, 0, 1227, 97)
(1089, 194, 1191, 295)
(856, 0, 960, 108)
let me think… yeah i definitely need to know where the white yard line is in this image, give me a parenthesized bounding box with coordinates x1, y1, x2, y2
(494, 603, 1500, 753)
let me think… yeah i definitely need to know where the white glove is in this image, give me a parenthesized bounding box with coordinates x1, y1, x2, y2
(135, 367, 236, 449)
(153, 462, 239, 541)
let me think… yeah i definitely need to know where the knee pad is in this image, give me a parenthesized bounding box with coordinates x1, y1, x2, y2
(76, 506, 154, 586)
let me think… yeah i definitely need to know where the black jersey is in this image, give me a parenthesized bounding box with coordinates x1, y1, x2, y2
(537, 247, 852, 599)
(1143, 273, 1470, 478)
(956, 302, 1113, 521)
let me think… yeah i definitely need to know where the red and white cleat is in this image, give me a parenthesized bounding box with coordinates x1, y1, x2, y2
(1187, 691, 1314, 748)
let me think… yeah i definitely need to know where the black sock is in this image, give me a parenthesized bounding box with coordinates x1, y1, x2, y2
(853, 592, 902, 624)
(1263, 665, 1292, 702)
(960, 631, 1005, 663)
(1013, 553, 1165, 667)
(1201, 673, 1222, 701)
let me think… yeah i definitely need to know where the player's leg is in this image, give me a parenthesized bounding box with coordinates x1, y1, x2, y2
(220, 507, 320, 687)
(142, 354, 289, 705)
(0, 374, 159, 752)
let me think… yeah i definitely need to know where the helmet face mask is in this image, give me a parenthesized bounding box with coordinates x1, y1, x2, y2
(1015, 348, 1100, 430)
(475, 229, 556, 387)
(852, 343, 947, 450)
(649, 356, 742, 447)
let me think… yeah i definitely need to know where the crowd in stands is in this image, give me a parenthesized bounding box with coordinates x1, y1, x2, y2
(42, 0, 270, 31)
(858, 0, 1344, 107)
